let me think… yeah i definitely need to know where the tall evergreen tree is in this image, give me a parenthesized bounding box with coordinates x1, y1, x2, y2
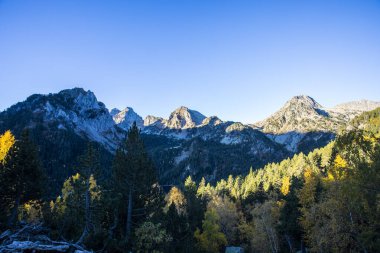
(112, 122, 157, 244)
(0, 130, 16, 226)
(278, 177, 303, 253)
(0, 130, 45, 227)
(76, 143, 102, 244)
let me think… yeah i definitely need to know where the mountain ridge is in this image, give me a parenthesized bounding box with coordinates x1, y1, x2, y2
(1, 87, 379, 186)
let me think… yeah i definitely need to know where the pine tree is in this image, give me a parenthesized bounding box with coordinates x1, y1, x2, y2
(278, 177, 303, 253)
(0, 130, 45, 227)
(0, 130, 16, 226)
(76, 143, 102, 244)
(112, 122, 157, 244)
(184, 176, 205, 248)
(164, 203, 191, 253)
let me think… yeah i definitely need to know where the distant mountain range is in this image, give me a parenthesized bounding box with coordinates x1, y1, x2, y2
(113, 93, 379, 152)
(0, 88, 379, 190)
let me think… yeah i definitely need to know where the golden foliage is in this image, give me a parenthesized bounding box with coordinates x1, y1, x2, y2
(0, 130, 16, 163)
(281, 176, 291, 196)
(165, 186, 187, 215)
(334, 155, 347, 169)
(19, 200, 43, 224)
(327, 155, 350, 181)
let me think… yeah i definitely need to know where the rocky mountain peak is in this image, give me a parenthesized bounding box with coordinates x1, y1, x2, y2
(58, 87, 88, 97)
(113, 107, 144, 130)
(57, 88, 104, 112)
(110, 108, 121, 117)
(285, 95, 322, 110)
(27, 87, 106, 117)
(255, 95, 329, 134)
(2, 87, 119, 151)
(201, 116, 223, 126)
(166, 106, 206, 129)
(144, 115, 164, 126)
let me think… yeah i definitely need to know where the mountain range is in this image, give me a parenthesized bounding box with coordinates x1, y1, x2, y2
(0, 88, 379, 191)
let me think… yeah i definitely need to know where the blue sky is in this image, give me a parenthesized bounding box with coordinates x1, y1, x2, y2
(0, 0, 379, 123)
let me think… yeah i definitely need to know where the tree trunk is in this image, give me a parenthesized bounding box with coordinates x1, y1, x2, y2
(77, 186, 91, 244)
(126, 188, 133, 242)
(8, 195, 20, 227)
(301, 240, 306, 253)
(284, 234, 293, 253)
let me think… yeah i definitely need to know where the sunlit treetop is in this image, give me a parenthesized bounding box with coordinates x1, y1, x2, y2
(0, 130, 16, 163)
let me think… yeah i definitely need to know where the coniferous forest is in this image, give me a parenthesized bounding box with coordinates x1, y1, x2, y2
(0, 107, 379, 253)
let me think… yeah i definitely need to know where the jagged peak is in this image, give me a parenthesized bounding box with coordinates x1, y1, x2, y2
(145, 114, 163, 120)
(254, 95, 329, 134)
(285, 95, 322, 109)
(225, 122, 248, 133)
(57, 87, 94, 99)
(174, 105, 190, 111)
(167, 106, 206, 129)
(201, 116, 222, 126)
(169, 106, 205, 120)
(20, 87, 92, 106)
(170, 106, 201, 116)
(143, 115, 166, 129)
(113, 106, 143, 129)
(52, 87, 107, 113)
(144, 115, 164, 126)
(13, 87, 106, 115)
(110, 108, 121, 116)
(119, 107, 135, 113)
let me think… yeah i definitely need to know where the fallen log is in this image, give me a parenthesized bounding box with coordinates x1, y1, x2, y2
(0, 224, 91, 253)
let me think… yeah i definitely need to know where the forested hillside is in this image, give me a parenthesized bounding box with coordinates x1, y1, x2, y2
(351, 107, 380, 136)
(0, 107, 379, 252)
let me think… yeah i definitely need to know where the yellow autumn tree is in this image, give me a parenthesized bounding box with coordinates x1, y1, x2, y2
(328, 154, 349, 180)
(281, 176, 291, 196)
(0, 130, 16, 163)
(165, 186, 187, 215)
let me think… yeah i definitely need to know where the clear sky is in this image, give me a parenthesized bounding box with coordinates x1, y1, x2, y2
(0, 0, 379, 123)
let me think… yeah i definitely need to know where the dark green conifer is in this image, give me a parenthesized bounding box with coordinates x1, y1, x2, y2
(0, 130, 45, 227)
(112, 122, 158, 245)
